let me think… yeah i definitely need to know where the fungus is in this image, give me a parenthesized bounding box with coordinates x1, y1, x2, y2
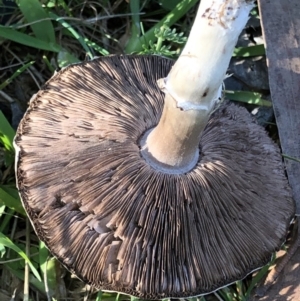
(14, 0, 295, 299)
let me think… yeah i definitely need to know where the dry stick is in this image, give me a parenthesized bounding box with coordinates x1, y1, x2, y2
(140, 0, 254, 173)
(6, 214, 20, 300)
(0, 90, 15, 103)
(24, 218, 30, 301)
(44, 257, 52, 301)
(255, 0, 300, 296)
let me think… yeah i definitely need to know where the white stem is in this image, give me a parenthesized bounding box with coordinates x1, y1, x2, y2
(165, 0, 254, 111)
(141, 0, 254, 173)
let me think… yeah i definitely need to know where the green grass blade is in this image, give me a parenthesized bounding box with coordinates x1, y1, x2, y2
(39, 241, 57, 298)
(0, 110, 15, 152)
(0, 185, 20, 200)
(0, 26, 61, 52)
(130, 0, 141, 41)
(217, 286, 235, 301)
(282, 154, 300, 163)
(38, 241, 48, 276)
(0, 186, 25, 215)
(159, 0, 182, 11)
(236, 280, 246, 301)
(42, 55, 56, 73)
(46, 0, 72, 17)
(0, 204, 6, 224)
(0, 61, 35, 90)
(245, 255, 276, 299)
(7, 266, 45, 293)
(0, 207, 14, 234)
(17, 0, 56, 43)
(0, 217, 5, 257)
(49, 12, 93, 59)
(225, 90, 272, 107)
(96, 291, 103, 301)
(57, 49, 80, 68)
(84, 39, 110, 56)
(125, 0, 199, 53)
(233, 45, 265, 57)
(44, 258, 57, 297)
(0, 232, 42, 281)
(98, 292, 126, 301)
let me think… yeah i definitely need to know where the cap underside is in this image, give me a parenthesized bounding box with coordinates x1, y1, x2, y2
(15, 55, 295, 299)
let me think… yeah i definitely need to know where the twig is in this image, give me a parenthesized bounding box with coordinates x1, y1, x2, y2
(44, 257, 51, 301)
(3, 46, 41, 90)
(0, 62, 24, 71)
(24, 218, 30, 301)
(0, 90, 15, 103)
(8, 13, 144, 29)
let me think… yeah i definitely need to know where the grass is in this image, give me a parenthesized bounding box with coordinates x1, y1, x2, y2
(0, 0, 295, 300)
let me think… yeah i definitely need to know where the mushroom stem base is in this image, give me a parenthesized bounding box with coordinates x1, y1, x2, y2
(140, 129, 199, 174)
(139, 93, 209, 174)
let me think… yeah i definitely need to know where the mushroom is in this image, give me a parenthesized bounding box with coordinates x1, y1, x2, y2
(14, 0, 294, 299)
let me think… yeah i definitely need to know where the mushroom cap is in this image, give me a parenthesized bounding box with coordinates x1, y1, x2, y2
(15, 55, 295, 299)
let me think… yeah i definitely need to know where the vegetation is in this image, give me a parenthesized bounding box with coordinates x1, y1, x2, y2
(0, 0, 291, 300)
